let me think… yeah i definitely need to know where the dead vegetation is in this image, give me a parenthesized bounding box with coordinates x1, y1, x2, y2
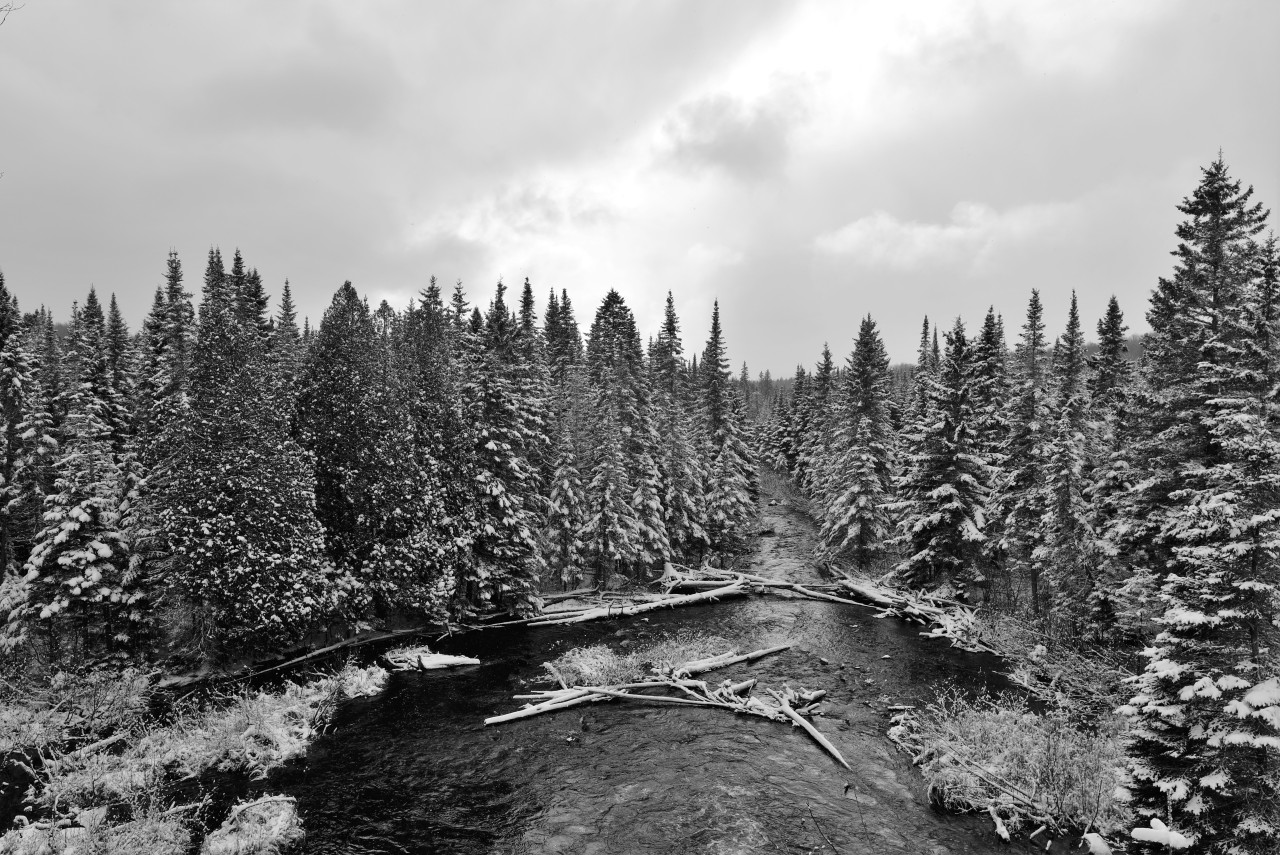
(887, 689, 1129, 846)
(0, 662, 388, 854)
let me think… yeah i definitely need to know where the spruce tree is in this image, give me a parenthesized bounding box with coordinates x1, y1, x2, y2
(993, 290, 1051, 612)
(0, 272, 34, 573)
(543, 380, 588, 588)
(580, 406, 639, 584)
(699, 301, 756, 551)
(650, 293, 709, 563)
(14, 288, 133, 659)
(1036, 292, 1095, 630)
(1122, 156, 1279, 851)
(817, 316, 894, 569)
(583, 290, 668, 577)
(273, 280, 305, 401)
(893, 318, 988, 593)
(459, 282, 543, 613)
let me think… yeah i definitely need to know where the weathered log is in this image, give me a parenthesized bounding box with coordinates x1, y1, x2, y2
(673, 643, 792, 677)
(573, 687, 734, 709)
(779, 700, 851, 770)
(527, 583, 747, 626)
(383, 647, 481, 671)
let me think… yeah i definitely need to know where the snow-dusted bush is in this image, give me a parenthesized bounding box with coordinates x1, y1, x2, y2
(0, 667, 151, 755)
(894, 690, 1129, 837)
(6, 663, 385, 851)
(201, 795, 303, 855)
(543, 631, 730, 687)
(0, 807, 190, 855)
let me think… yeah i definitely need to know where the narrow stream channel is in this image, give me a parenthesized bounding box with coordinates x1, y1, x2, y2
(273, 490, 1044, 854)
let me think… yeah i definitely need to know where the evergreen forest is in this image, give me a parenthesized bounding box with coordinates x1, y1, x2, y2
(760, 156, 1278, 852)
(0, 156, 1277, 854)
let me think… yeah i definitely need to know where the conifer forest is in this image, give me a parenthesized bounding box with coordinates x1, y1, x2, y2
(0, 153, 1276, 854)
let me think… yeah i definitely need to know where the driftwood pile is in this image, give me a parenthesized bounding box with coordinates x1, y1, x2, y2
(662, 565, 998, 655)
(484, 643, 851, 769)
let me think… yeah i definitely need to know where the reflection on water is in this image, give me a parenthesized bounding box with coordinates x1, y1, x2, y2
(274, 502, 1039, 854)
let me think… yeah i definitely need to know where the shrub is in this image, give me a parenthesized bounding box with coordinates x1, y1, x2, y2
(891, 689, 1129, 836)
(543, 631, 730, 686)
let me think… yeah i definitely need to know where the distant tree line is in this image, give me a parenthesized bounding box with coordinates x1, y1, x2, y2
(759, 156, 1278, 854)
(0, 259, 757, 662)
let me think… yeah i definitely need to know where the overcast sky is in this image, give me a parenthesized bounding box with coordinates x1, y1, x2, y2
(1, 1, 1276, 373)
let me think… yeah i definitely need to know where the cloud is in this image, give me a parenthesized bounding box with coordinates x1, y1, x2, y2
(659, 81, 809, 180)
(687, 242, 745, 271)
(813, 201, 1078, 272)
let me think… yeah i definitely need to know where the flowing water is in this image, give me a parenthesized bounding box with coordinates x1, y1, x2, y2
(274, 491, 1046, 854)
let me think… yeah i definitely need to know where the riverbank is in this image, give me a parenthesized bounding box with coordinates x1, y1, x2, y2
(0, 662, 388, 854)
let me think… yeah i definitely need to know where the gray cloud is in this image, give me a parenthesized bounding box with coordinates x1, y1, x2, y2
(0, 0, 1276, 378)
(660, 82, 809, 180)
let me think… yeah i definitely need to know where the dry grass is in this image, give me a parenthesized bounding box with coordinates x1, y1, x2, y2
(1, 662, 387, 854)
(201, 794, 304, 855)
(543, 630, 731, 687)
(891, 689, 1129, 836)
(1, 807, 191, 855)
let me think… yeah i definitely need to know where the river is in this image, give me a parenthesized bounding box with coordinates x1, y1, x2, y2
(273, 486, 1042, 854)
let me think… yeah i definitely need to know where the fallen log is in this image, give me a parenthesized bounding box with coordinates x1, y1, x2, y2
(572, 686, 734, 709)
(384, 645, 481, 671)
(526, 583, 747, 626)
(673, 643, 792, 677)
(776, 697, 851, 770)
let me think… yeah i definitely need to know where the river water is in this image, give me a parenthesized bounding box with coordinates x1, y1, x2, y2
(274, 492, 1044, 854)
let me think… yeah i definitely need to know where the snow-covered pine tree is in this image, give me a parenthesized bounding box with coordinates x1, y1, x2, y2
(1082, 296, 1140, 636)
(145, 248, 341, 656)
(580, 400, 639, 585)
(514, 278, 554, 507)
(902, 317, 937, 445)
(648, 293, 710, 564)
(892, 318, 988, 593)
(992, 290, 1051, 612)
(0, 272, 35, 574)
(1122, 156, 1280, 852)
(543, 374, 589, 588)
(546, 288, 584, 385)
(1035, 292, 1095, 631)
(968, 307, 1010, 602)
(459, 282, 544, 614)
(700, 301, 756, 552)
(817, 315, 894, 569)
(777, 367, 810, 476)
(582, 290, 669, 577)
(795, 343, 835, 494)
(272, 279, 305, 404)
(8, 310, 61, 570)
(16, 288, 131, 660)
